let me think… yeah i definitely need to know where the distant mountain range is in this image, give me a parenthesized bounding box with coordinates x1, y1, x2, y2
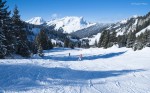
(26, 12, 150, 47)
(26, 16, 96, 33)
(26, 17, 46, 25)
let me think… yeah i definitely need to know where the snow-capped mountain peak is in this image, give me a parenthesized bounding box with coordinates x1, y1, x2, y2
(132, 15, 138, 18)
(47, 16, 96, 33)
(26, 16, 96, 33)
(118, 15, 139, 24)
(26, 17, 46, 25)
(119, 19, 128, 24)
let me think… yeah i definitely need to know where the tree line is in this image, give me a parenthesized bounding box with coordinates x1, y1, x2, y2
(97, 29, 150, 51)
(96, 12, 150, 50)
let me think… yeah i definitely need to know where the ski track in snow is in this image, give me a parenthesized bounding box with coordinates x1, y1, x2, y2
(0, 46, 150, 93)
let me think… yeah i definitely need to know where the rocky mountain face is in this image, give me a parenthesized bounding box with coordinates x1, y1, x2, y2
(71, 23, 109, 38)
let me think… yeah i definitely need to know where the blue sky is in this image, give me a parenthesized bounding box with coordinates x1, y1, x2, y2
(7, 0, 150, 23)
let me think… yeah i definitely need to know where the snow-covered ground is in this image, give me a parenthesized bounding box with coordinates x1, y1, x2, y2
(0, 46, 150, 93)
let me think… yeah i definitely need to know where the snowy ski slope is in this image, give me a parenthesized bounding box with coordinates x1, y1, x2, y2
(0, 46, 150, 93)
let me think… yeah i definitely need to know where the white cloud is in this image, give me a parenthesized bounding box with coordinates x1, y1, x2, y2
(51, 13, 58, 18)
(50, 13, 61, 20)
(131, 2, 148, 6)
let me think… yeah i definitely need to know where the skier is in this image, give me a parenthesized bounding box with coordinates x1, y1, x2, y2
(78, 54, 82, 61)
(69, 53, 70, 56)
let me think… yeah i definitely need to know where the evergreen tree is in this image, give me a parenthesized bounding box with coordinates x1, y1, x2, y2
(36, 29, 48, 50)
(133, 29, 150, 50)
(38, 44, 44, 57)
(85, 42, 90, 48)
(53, 42, 56, 47)
(98, 31, 105, 48)
(126, 31, 136, 48)
(94, 40, 98, 47)
(0, 0, 7, 58)
(29, 41, 38, 54)
(58, 27, 64, 33)
(133, 40, 144, 51)
(81, 39, 89, 48)
(0, 0, 15, 55)
(146, 30, 150, 47)
(104, 31, 110, 48)
(0, 28, 7, 58)
(108, 31, 117, 47)
(98, 30, 110, 48)
(36, 29, 53, 50)
(143, 29, 150, 46)
(47, 39, 53, 49)
(56, 42, 63, 47)
(117, 35, 127, 48)
(12, 5, 30, 57)
(77, 41, 81, 48)
(64, 38, 70, 48)
(69, 42, 74, 49)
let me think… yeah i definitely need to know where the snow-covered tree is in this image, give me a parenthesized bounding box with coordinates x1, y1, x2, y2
(0, 0, 15, 55)
(12, 5, 31, 57)
(47, 39, 53, 49)
(117, 35, 127, 48)
(38, 44, 44, 57)
(98, 30, 110, 48)
(126, 31, 136, 48)
(64, 38, 70, 48)
(0, 28, 7, 58)
(36, 29, 53, 50)
(69, 42, 74, 49)
(94, 40, 98, 47)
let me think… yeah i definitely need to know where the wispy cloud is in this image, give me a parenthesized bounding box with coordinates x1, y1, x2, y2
(131, 2, 148, 6)
(51, 13, 58, 18)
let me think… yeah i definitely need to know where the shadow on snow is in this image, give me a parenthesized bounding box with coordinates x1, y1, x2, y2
(0, 64, 144, 92)
(43, 51, 126, 61)
(43, 48, 80, 53)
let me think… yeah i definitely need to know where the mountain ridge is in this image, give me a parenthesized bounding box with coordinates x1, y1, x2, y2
(26, 16, 96, 33)
(26, 17, 46, 25)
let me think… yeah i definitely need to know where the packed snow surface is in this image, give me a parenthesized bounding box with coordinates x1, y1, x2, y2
(0, 46, 150, 93)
